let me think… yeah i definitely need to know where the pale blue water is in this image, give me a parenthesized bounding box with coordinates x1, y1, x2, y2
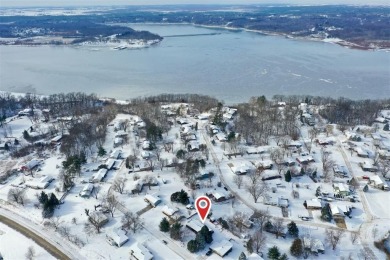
(0, 24, 389, 103)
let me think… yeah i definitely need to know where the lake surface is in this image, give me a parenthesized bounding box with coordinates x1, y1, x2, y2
(0, 24, 389, 103)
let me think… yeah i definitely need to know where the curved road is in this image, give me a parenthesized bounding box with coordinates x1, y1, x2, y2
(0, 206, 84, 260)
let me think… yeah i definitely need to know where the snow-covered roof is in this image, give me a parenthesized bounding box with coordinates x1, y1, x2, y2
(26, 159, 40, 170)
(115, 130, 127, 137)
(210, 240, 233, 257)
(333, 183, 349, 193)
(50, 135, 62, 142)
(110, 150, 121, 159)
(27, 176, 51, 189)
(130, 243, 153, 260)
(186, 219, 204, 233)
(106, 229, 128, 247)
(369, 175, 386, 187)
(162, 205, 178, 217)
(330, 204, 344, 216)
(91, 169, 107, 183)
(306, 199, 322, 208)
(246, 146, 265, 154)
(106, 159, 116, 169)
(144, 194, 161, 206)
(80, 183, 94, 197)
(312, 239, 325, 252)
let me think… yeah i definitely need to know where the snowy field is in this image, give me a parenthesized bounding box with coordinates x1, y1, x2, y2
(0, 222, 54, 260)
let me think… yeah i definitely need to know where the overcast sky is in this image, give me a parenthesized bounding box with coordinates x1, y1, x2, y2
(1, 0, 389, 7)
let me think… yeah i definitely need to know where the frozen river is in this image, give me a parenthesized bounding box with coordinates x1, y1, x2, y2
(0, 24, 389, 103)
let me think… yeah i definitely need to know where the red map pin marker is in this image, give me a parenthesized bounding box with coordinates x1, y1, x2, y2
(195, 196, 212, 223)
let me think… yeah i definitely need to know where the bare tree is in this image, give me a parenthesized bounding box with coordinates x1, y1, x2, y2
(158, 158, 166, 171)
(155, 147, 162, 161)
(147, 159, 155, 172)
(321, 149, 334, 182)
(7, 187, 26, 206)
(87, 212, 107, 233)
(246, 181, 268, 203)
(126, 155, 137, 171)
(350, 232, 359, 244)
(122, 211, 143, 233)
(231, 211, 247, 233)
(248, 168, 263, 184)
(233, 174, 244, 189)
(326, 229, 345, 250)
(372, 227, 378, 239)
(273, 219, 285, 239)
(251, 209, 270, 233)
(252, 230, 267, 253)
(25, 246, 36, 260)
(378, 159, 390, 178)
(112, 177, 126, 194)
(102, 194, 119, 217)
(308, 128, 318, 143)
(190, 190, 197, 201)
(326, 125, 334, 137)
(91, 185, 100, 199)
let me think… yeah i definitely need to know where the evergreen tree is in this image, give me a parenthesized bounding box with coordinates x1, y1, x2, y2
(279, 253, 288, 260)
(200, 225, 213, 243)
(284, 170, 292, 182)
(170, 222, 182, 240)
(321, 203, 332, 222)
(48, 193, 59, 208)
(195, 233, 206, 250)
(363, 184, 369, 192)
(384, 123, 389, 131)
(98, 146, 106, 157)
(159, 217, 170, 232)
(187, 239, 199, 253)
(23, 130, 30, 140)
(38, 191, 48, 205)
(238, 252, 247, 260)
(227, 131, 236, 142)
(290, 238, 303, 257)
(264, 220, 273, 231)
(315, 186, 322, 197)
(287, 221, 299, 237)
(268, 246, 281, 260)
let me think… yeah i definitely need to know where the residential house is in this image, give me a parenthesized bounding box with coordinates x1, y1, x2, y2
(369, 175, 389, 190)
(206, 191, 227, 202)
(186, 219, 204, 234)
(187, 141, 200, 152)
(106, 229, 129, 247)
(246, 146, 265, 155)
(330, 204, 345, 219)
(105, 159, 116, 170)
(110, 150, 122, 159)
(360, 161, 378, 172)
(129, 180, 144, 194)
(129, 243, 153, 260)
(89, 211, 109, 227)
(80, 183, 94, 198)
(50, 135, 62, 145)
(333, 183, 350, 197)
(90, 169, 107, 183)
(144, 194, 161, 207)
(26, 176, 52, 189)
(305, 199, 322, 210)
(210, 240, 233, 258)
